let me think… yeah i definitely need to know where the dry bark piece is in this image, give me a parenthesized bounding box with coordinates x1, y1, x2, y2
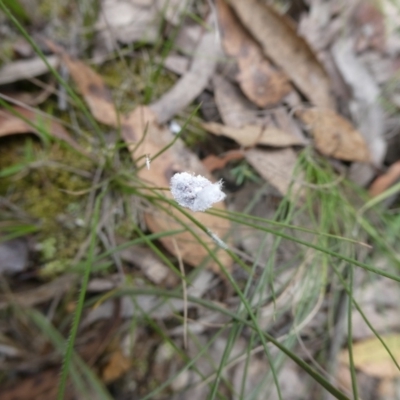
(202, 121, 305, 147)
(332, 36, 386, 186)
(150, 27, 221, 124)
(162, 53, 190, 75)
(227, 0, 335, 109)
(215, 0, 291, 107)
(332, 36, 385, 166)
(296, 108, 370, 162)
(0, 106, 83, 153)
(0, 56, 59, 85)
(122, 106, 232, 274)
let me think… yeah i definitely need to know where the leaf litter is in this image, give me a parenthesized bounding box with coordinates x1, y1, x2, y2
(215, 0, 292, 107)
(226, 0, 335, 109)
(3, 0, 400, 398)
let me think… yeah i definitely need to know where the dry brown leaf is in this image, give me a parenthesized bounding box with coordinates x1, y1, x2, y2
(122, 106, 232, 274)
(369, 161, 400, 197)
(271, 107, 307, 142)
(102, 348, 131, 384)
(63, 57, 118, 126)
(296, 108, 370, 162)
(202, 121, 304, 147)
(213, 74, 261, 128)
(0, 106, 83, 152)
(46, 41, 118, 126)
(339, 334, 400, 378)
(150, 27, 220, 124)
(202, 149, 244, 172)
(215, 0, 291, 107)
(227, 0, 335, 109)
(245, 147, 304, 198)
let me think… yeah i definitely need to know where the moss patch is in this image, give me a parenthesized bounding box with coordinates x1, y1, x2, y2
(0, 135, 94, 272)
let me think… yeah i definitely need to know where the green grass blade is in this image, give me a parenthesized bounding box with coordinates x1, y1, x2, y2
(57, 187, 105, 399)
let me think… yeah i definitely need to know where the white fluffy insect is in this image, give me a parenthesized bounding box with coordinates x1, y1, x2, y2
(170, 172, 226, 212)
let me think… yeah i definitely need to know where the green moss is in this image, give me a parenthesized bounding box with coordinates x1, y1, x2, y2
(40, 259, 71, 278)
(39, 237, 57, 260)
(0, 136, 93, 271)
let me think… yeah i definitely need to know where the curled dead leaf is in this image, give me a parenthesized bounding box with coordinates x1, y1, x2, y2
(296, 108, 370, 162)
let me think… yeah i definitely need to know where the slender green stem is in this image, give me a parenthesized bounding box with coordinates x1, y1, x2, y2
(347, 266, 359, 400)
(104, 287, 350, 400)
(57, 188, 105, 399)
